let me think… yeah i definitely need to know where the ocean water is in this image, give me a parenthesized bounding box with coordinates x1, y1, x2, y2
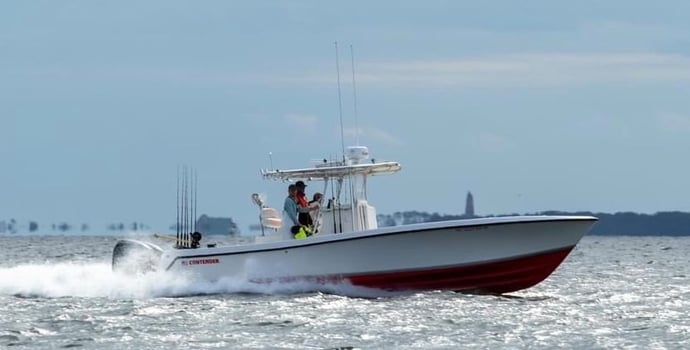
(0, 235, 688, 349)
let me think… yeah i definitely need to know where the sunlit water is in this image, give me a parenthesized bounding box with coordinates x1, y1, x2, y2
(0, 235, 688, 349)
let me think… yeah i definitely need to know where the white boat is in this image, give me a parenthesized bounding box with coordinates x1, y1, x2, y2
(112, 146, 596, 294)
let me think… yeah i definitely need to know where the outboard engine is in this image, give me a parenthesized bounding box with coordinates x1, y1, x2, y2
(112, 239, 163, 274)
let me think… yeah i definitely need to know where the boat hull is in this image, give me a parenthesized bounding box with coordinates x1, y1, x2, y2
(346, 246, 574, 294)
(153, 216, 596, 294)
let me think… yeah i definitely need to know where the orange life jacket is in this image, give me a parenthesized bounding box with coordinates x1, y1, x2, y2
(296, 192, 308, 208)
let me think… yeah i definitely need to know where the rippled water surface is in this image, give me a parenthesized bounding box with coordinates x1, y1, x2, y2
(0, 235, 688, 349)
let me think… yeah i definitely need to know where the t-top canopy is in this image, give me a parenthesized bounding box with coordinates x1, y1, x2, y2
(261, 161, 401, 182)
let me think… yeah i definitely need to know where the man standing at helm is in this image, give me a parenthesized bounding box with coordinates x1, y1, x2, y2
(283, 184, 299, 227)
(295, 180, 313, 227)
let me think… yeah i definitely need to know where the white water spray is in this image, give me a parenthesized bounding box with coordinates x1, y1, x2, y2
(0, 262, 400, 299)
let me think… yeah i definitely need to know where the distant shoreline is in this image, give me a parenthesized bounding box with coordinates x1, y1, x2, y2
(376, 210, 690, 236)
(3, 210, 690, 236)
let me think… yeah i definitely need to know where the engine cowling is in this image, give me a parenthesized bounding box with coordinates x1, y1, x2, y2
(112, 239, 163, 274)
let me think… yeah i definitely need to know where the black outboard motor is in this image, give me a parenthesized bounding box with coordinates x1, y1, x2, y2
(112, 239, 163, 274)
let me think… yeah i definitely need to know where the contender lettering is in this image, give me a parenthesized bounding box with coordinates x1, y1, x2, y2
(181, 258, 220, 266)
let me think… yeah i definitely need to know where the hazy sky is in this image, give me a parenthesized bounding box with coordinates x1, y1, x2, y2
(3, 1, 690, 233)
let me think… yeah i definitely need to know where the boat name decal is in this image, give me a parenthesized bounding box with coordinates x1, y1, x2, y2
(181, 258, 220, 266)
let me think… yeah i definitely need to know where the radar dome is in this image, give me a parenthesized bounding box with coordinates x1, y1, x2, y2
(346, 146, 369, 164)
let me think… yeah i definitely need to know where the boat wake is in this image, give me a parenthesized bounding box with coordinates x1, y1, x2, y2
(0, 262, 398, 299)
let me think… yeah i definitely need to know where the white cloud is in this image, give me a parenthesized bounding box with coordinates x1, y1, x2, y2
(362, 53, 690, 87)
(657, 113, 690, 133)
(265, 52, 690, 88)
(478, 132, 513, 153)
(344, 126, 402, 146)
(284, 113, 319, 133)
(343, 126, 363, 140)
(28, 51, 690, 90)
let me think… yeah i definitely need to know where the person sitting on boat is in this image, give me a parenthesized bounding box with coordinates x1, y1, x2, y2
(283, 184, 299, 227)
(290, 224, 312, 239)
(190, 231, 202, 248)
(295, 180, 313, 227)
(308, 192, 323, 231)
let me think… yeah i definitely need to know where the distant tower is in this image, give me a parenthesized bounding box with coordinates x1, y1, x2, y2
(465, 192, 475, 217)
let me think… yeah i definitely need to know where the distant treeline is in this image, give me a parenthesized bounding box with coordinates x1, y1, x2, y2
(0, 219, 149, 234)
(376, 210, 690, 236)
(0, 216, 235, 235)
(5, 211, 690, 236)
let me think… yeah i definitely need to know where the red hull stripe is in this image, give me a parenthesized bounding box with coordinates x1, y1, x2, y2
(345, 246, 575, 294)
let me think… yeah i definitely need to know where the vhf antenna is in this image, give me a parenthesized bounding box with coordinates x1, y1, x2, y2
(335, 41, 346, 162)
(350, 44, 360, 146)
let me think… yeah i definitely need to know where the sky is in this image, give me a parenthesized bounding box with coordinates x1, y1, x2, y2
(2, 1, 690, 233)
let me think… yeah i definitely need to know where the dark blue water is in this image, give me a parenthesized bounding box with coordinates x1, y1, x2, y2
(0, 235, 688, 349)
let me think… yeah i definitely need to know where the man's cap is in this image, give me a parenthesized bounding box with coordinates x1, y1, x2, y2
(295, 180, 307, 188)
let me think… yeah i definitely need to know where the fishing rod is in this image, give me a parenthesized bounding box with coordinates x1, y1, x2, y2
(181, 165, 185, 247)
(329, 173, 337, 234)
(176, 165, 181, 248)
(337, 178, 343, 233)
(183, 165, 189, 248)
(193, 167, 197, 234)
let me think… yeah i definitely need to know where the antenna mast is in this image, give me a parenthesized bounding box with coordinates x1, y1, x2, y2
(335, 41, 346, 161)
(350, 44, 360, 146)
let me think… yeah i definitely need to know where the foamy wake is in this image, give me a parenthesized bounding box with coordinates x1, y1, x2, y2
(0, 262, 397, 299)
